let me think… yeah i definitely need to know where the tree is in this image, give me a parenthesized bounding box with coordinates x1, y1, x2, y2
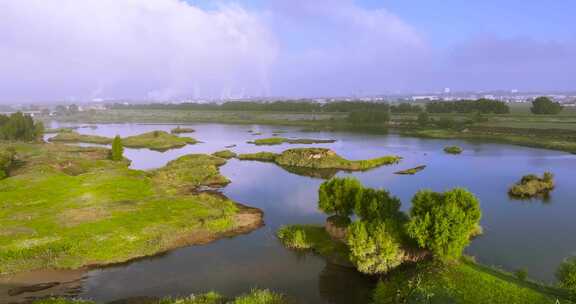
(110, 135, 124, 161)
(417, 112, 429, 126)
(354, 188, 402, 222)
(531, 96, 563, 115)
(406, 188, 481, 262)
(318, 177, 363, 218)
(557, 257, 576, 292)
(347, 220, 403, 274)
(0, 112, 44, 141)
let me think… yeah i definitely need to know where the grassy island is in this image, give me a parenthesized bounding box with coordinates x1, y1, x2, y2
(509, 172, 555, 198)
(171, 126, 195, 134)
(394, 165, 426, 175)
(0, 143, 262, 275)
(248, 137, 336, 146)
(122, 130, 197, 151)
(49, 130, 198, 151)
(32, 289, 286, 304)
(238, 148, 400, 173)
(49, 131, 112, 145)
(444, 145, 463, 154)
(212, 150, 237, 159)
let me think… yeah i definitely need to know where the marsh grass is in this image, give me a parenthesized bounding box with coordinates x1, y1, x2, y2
(0, 143, 241, 274)
(509, 172, 555, 198)
(212, 150, 237, 159)
(443, 145, 463, 154)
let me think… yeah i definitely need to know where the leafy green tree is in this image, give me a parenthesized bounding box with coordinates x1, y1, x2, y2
(417, 112, 429, 126)
(406, 188, 481, 262)
(354, 188, 402, 222)
(318, 177, 363, 218)
(347, 220, 403, 274)
(0, 112, 43, 141)
(531, 96, 563, 114)
(110, 135, 124, 161)
(557, 257, 576, 292)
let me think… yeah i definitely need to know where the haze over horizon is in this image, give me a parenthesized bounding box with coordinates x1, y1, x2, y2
(1, 0, 575, 103)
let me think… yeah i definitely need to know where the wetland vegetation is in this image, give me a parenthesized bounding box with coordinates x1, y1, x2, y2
(509, 172, 555, 198)
(248, 137, 336, 146)
(443, 145, 463, 154)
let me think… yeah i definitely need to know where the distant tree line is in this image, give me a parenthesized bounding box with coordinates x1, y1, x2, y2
(425, 98, 510, 114)
(0, 112, 44, 141)
(531, 96, 563, 115)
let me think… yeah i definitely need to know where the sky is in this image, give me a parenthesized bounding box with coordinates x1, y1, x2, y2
(0, 0, 575, 102)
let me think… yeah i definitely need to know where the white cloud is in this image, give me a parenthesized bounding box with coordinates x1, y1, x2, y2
(0, 0, 277, 102)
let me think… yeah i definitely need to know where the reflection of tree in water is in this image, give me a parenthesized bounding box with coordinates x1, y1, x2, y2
(508, 192, 552, 204)
(280, 166, 340, 179)
(318, 262, 376, 304)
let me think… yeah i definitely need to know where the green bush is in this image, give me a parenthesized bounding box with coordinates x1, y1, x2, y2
(557, 257, 576, 292)
(110, 135, 124, 161)
(509, 172, 555, 198)
(515, 268, 528, 281)
(406, 188, 481, 262)
(444, 145, 463, 154)
(347, 220, 403, 274)
(531, 96, 563, 115)
(318, 177, 363, 218)
(417, 112, 429, 126)
(353, 187, 402, 222)
(277, 226, 312, 249)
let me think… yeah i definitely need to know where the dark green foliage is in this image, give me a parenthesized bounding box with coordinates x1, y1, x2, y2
(318, 177, 362, 218)
(110, 135, 124, 161)
(426, 98, 510, 114)
(390, 103, 422, 113)
(417, 112, 429, 126)
(406, 188, 482, 262)
(0, 112, 44, 141)
(347, 110, 390, 124)
(353, 188, 402, 222)
(557, 257, 576, 292)
(515, 268, 528, 281)
(436, 117, 457, 129)
(531, 96, 563, 115)
(347, 220, 404, 274)
(444, 145, 463, 154)
(0, 147, 15, 179)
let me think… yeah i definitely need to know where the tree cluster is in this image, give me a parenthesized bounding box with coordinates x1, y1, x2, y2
(347, 110, 390, 125)
(425, 99, 510, 114)
(530, 97, 563, 115)
(317, 177, 482, 274)
(390, 103, 423, 113)
(0, 112, 44, 141)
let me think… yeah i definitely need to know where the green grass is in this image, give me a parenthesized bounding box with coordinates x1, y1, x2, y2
(274, 148, 401, 171)
(212, 150, 237, 159)
(276, 225, 351, 266)
(0, 143, 252, 275)
(373, 259, 573, 304)
(49, 131, 112, 145)
(237, 152, 279, 162)
(394, 165, 426, 175)
(122, 131, 197, 151)
(444, 145, 463, 154)
(248, 137, 336, 146)
(32, 289, 287, 304)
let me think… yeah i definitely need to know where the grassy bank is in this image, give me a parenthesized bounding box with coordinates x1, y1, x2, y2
(248, 137, 336, 146)
(33, 289, 287, 304)
(0, 143, 262, 275)
(49, 130, 198, 151)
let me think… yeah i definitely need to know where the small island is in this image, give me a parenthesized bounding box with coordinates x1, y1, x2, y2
(170, 126, 195, 134)
(509, 172, 555, 198)
(237, 148, 400, 175)
(394, 165, 426, 175)
(212, 150, 237, 159)
(248, 137, 337, 146)
(444, 145, 463, 154)
(49, 130, 198, 151)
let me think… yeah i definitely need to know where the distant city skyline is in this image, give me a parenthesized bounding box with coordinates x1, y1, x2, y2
(0, 0, 575, 103)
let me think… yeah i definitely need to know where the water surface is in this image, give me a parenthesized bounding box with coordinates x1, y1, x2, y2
(44, 122, 576, 303)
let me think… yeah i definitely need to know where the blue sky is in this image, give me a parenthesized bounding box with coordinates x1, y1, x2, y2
(1, 0, 575, 102)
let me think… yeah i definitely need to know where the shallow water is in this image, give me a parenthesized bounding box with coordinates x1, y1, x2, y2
(41, 122, 576, 303)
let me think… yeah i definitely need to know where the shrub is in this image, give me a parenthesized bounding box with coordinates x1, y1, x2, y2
(509, 172, 555, 198)
(233, 289, 286, 304)
(406, 188, 481, 262)
(515, 268, 528, 281)
(347, 220, 404, 274)
(444, 145, 463, 154)
(557, 257, 576, 292)
(318, 177, 363, 218)
(110, 135, 124, 161)
(531, 96, 563, 115)
(353, 188, 402, 222)
(277, 226, 311, 249)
